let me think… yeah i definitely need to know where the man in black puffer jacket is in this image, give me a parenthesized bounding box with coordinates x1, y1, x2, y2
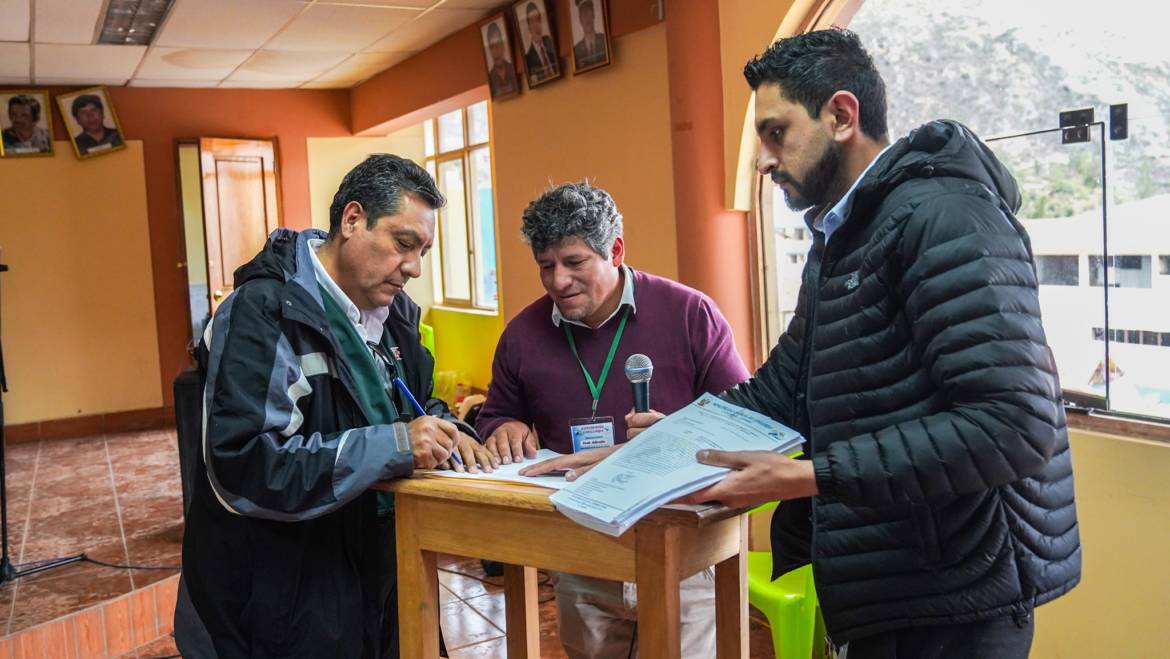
(631, 30, 1080, 658)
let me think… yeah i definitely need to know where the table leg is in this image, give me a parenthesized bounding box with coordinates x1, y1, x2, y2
(635, 525, 682, 658)
(503, 564, 540, 658)
(714, 515, 749, 658)
(395, 497, 440, 658)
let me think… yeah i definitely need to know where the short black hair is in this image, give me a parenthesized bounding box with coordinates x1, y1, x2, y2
(8, 95, 40, 122)
(744, 28, 888, 141)
(70, 93, 103, 119)
(327, 154, 445, 239)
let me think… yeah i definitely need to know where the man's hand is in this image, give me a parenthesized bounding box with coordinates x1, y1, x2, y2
(438, 432, 497, 474)
(485, 421, 537, 464)
(625, 408, 665, 440)
(518, 445, 620, 481)
(676, 450, 818, 508)
(408, 416, 457, 469)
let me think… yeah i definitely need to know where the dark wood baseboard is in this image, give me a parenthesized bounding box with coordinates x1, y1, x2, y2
(4, 406, 175, 444)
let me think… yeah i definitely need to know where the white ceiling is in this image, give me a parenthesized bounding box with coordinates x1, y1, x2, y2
(1, 0, 501, 89)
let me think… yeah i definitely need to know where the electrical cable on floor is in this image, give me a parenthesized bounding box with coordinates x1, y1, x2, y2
(15, 554, 179, 572)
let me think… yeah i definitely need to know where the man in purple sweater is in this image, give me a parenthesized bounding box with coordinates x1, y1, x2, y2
(475, 181, 749, 658)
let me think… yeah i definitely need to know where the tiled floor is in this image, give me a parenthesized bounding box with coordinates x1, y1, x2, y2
(0, 430, 184, 638)
(0, 429, 779, 657)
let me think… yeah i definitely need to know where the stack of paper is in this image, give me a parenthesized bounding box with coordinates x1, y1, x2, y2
(422, 448, 572, 490)
(550, 393, 804, 536)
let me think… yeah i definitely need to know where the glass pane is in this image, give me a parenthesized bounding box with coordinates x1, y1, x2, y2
(437, 159, 471, 301)
(423, 119, 435, 157)
(468, 101, 489, 145)
(469, 147, 498, 309)
(438, 109, 464, 153)
(994, 131, 1106, 406)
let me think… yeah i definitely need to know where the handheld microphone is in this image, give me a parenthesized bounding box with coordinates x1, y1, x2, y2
(624, 354, 653, 413)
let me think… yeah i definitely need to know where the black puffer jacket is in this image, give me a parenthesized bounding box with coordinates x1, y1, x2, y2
(724, 121, 1081, 642)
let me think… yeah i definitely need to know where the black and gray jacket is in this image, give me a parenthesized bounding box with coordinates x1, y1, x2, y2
(724, 121, 1081, 642)
(182, 228, 468, 658)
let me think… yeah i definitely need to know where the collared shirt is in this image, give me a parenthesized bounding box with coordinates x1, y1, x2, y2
(821, 143, 893, 243)
(551, 264, 637, 328)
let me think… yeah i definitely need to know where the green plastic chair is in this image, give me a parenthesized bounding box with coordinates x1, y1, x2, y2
(748, 501, 826, 659)
(418, 320, 436, 379)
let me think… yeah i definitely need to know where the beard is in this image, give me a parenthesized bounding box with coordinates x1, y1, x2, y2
(773, 138, 841, 212)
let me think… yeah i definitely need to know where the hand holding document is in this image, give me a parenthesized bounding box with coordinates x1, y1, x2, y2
(422, 448, 572, 490)
(549, 393, 804, 536)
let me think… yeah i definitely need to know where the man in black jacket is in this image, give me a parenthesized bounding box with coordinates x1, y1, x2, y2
(631, 30, 1080, 658)
(182, 154, 494, 658)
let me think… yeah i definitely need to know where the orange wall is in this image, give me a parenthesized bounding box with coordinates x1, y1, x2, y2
(0, 141, 161, 424)
(492, 23, 678, 320)
(666, 2, 757, 368)
(2, 85, 352, 413)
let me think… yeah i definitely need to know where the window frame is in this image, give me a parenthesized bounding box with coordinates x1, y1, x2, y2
(423, 102, 498, 312)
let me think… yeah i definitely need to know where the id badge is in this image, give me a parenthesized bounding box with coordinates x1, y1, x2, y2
(569, 416, 615, 452)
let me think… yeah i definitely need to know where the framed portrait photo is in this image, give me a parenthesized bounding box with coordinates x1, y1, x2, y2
(56, 86, 127, 159)
(512, 0, 562, 88)
(0, 90, 54, 158)
(569, 0, 612, 74)
(480, 13, 521, 100)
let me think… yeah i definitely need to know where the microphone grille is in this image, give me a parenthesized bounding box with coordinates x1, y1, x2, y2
(624, 353, 653, 383)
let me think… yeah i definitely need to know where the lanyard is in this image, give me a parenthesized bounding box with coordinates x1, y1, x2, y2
(563, 307, 630, 417)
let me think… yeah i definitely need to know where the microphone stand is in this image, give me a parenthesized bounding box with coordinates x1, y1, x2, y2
(0, 262, 86, 584)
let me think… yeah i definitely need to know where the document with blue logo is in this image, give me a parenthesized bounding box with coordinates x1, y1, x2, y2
(550, 393, 805, 536)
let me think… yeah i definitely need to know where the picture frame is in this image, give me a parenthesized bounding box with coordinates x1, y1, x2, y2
(0, 90, 55, 158)
(512, 0, 562, 88)
(56, 86, 127, 160)
(569, 0, 612, 74)
(480, 13, 521, 101)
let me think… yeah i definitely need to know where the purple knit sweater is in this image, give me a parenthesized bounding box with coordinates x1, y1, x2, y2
(476, 269, 750, 453)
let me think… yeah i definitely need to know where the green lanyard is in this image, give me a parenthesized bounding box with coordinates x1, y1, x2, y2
(563, 307, 630, 418)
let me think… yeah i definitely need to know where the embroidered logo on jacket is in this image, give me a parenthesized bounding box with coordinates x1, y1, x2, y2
(845, 272, 860, 290)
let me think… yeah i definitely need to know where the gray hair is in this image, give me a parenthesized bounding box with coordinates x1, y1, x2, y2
(521, 181, 623, 256)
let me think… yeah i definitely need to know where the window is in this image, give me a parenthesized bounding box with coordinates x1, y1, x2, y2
(1089, 255, 1152, 288)
(752, 0, 1170, 422)
(1035, 255, 1079, 286)
(423, 101, 498, 311)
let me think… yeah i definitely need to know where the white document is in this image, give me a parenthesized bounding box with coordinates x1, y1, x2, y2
(550, 393, 805, 536)
(421, 448, 571, 490)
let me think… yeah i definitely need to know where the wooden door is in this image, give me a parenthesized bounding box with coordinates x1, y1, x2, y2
(200, 138, 281, 312)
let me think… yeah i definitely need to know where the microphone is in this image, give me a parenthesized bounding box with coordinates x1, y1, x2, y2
(624, 354, 653, 413)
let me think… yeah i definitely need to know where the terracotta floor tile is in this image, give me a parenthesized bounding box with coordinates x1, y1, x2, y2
(128, 586, 158, 648)
(102, 595, 134, 657)
(439, 600, 504, 651)
(74, 606, 107, 659)
(136, 633, 179, 658)
(7, 561, 132, 633)
(447, 635, 506, 658)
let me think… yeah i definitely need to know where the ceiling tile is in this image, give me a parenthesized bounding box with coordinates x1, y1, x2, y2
(136, 47, 253, 80)
(129, 78, 222, 88)
(155, 0, 306, 49)
(0, 43, 30, 78)
(34, 44, 147, 82)
(300, 79, 352, 90)
(265, 4, 419, 52)
(314, 51, 412, 83)
(0, 0, 29, 41)
(442, 0, 511, 8)
(365, 8, 482, 53)
(0, 76, 33, 85)
(314, 0, 435, 6)
(35, 0, 104, 44)
(229, 50, 350, 82)
(218, 80, 303, 89)
(36, 77, 130, 86)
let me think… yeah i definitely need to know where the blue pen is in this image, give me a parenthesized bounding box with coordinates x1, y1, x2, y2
(393, 376, 463, 467)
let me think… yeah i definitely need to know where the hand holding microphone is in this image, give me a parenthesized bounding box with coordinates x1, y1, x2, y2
(624, 354, 664, 439)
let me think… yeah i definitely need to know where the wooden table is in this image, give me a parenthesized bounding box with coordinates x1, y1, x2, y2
(375, 476, 750, 658)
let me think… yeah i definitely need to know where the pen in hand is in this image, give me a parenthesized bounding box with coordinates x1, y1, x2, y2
(393, 376, 463, 467)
